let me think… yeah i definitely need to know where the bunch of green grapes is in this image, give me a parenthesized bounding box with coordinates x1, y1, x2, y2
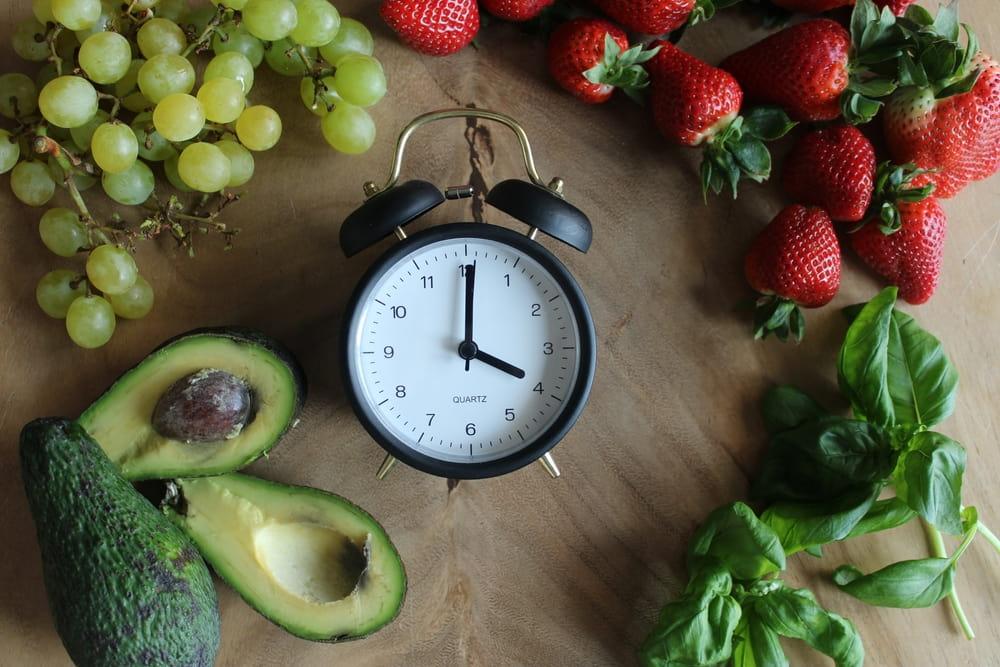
(1, 0, 383, 348)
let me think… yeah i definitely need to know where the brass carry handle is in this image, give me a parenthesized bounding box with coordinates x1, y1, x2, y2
(362, 109, 553, 198)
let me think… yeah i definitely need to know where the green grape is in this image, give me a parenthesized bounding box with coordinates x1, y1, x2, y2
(131, 112, 174, 161)
(138, 53, 196, 103)
(13, 19, 50, 62)
(11, 161, 56, 206)
(0, 130, 20, 174)
(299, 75, 340, 116)
(47, 156, 98, 191)
(33, 0, 55, 24)
(39, 207, 88, 257)
(91, 122, 139, 174)
(39, 76, 99, 128)
(137, 17, 187, 58)
(79, 31, 132, 84)
(290, 0, 340, 47)
(235, 105, 282, 151)
(52, 0, 102, 30)
(69, 109, 110, 150)
(102, 159, 155, 205)
(0, 73, 39, 119)
(204, 52, 254, 93)
(73, 0, 117, 41)
(114, 59, 145, 96)
(36, 270, 87, 319)
(215, 139, 254, 187)
(178, 142, 231, 192)
(35, 63, 59, 89)
(321, 103, 375, 155)
(211, 0, 248, 9)
(155, 0, 188, 23)
(242, 0, 298, 42)
(264, 39, 315, 77)
(133, 0, 161, 9)
(318, 17, 373, 65)
(109, 274, 154, 319)
(212, 22, 265, 68)
(197, 78, 245, 123)
(123, 92, 153, 113)
(153, 93, 205, 141)
(333, 54, 386, 108)
(86, 243, 138, 295)
(164, 153, 193, 192)
(66, 295, 116, 348)
(182, 5, 217, 34)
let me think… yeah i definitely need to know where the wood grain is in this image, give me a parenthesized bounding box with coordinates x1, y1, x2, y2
(2, 1, 999, 665)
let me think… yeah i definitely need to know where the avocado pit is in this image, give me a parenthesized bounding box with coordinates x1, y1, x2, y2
(152, 369, 252, 443)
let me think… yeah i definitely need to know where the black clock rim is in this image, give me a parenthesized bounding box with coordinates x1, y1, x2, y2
(340, 222, 597, 480)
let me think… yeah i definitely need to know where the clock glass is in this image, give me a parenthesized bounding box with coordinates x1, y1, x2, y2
(344, 227, 591, 475)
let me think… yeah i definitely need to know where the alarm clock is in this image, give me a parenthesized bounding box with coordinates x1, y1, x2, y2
(339, 109, 596, 480)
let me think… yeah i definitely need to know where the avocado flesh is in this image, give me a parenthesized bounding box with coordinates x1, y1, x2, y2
(79, 330, 304, 480)
(20, 418, 220, 666)
(167, 474, 406, 641)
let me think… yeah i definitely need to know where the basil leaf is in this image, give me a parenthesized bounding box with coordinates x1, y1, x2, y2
(845, 497, 917, 538)
(688, 503, 786, 581)
(894, 431, 966, 534)
(640, 565, 742, 667)
(752, 417, 894, 502)
(761, 385, 829, 434)
(732, 610, 788, 667)
(838, 287, 898, 427)
(833, 558, 954, 608)
(753, 587, 864, 667)
(885, 309, 958, 427)
(762, 484, 881, 554)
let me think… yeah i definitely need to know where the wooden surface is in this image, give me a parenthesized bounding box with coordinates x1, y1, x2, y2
(2, 2, 1000, 665)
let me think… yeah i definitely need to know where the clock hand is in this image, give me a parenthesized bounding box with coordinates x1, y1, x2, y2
(474, 349, 526, 379)
(462, 262, 476, 371)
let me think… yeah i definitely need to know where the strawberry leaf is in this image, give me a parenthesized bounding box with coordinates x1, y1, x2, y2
(584, 36, 661, 100)
(753, 295, 805, 343)
(742, 106, 796, 141)
(688, 0, 742, 27)
(897, 53, 929, 87)
(851, 77, 897, 97)
(731, 137, 771, 183)
(840, 91, 883, 125)
(937, 67, 981, 98)
(929, 2, 959, 42)
(903, 4, 934, 27)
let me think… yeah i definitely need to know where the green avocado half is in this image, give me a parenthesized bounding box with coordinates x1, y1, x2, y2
(166, 473, 407, 641)
(79, 328, 306, 481)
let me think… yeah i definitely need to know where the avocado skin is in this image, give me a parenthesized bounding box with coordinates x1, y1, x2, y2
(20, 418, 221, 666)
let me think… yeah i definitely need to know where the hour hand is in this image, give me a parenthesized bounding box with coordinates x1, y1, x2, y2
(474, 349, 525, 379)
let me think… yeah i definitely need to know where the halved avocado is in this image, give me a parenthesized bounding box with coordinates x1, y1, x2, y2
(79, 328, 306, 481)
(165, 474, 406, 641)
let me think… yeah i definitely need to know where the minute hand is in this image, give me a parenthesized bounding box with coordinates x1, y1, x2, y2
(463, 263, 475, 371)
(474, 349, 526, 379)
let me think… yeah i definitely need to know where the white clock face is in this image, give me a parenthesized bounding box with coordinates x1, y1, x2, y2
(348, 235, 584, 464)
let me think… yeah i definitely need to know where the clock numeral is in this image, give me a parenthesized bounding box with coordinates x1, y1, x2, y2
(426, 413, 435, 426)
(531, 303, 541, 317)
(421, 276, 434, 289)
(505, 408, 515, 422)
(383, 345, 394, 359)
(465, 423, 477, 436)
(533, 382, 543, 394)
(504, 273, 510, 287)
(391, 305, 407, 319)
(395, 385, 406, 398)
(543, 342, 554, 355)
(459, 265, 468, 277)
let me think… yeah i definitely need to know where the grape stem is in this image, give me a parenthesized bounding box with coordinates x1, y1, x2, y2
(97, 92, 122, 120)
(182, 6, 230, 57)
(46, 25, 65, 76)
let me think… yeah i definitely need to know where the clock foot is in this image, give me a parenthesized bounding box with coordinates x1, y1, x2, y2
(538, 452, 560, 479)
(376, 454, 398, 480)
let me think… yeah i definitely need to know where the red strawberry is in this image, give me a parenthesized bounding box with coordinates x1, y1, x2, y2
(481, 0, 554, 21)
(782, 124, 875, 222)
(590, 0, 695, 36)
(745, 205, 841, 341)
(769, 0, 911, 14)
(647, 40, 795, 197)
(380, 0, 479, 56)
(884, 52, 1000, 198)
(547, 19, 660, 104)
(851, 197, 946, 304)
(874, 0, 914, 15)
(720, 3, 899, 125)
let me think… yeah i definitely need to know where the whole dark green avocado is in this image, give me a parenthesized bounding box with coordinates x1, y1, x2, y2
(20, 418, 221, 666)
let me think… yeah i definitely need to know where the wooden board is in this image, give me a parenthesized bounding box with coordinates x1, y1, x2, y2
(2, 1, 999, 664)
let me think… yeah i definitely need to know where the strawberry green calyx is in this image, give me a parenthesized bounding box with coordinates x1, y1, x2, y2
(894, 3, 981, 100)
(687, 0, 741, 27)
(584, 35, 661, 103)
(841, 0, 907, 125)
(868, 161, 936, 234)
(700, 105, 796, 200)
(753, 294, 806, 342)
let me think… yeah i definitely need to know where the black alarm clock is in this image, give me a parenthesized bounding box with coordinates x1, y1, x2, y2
(339, 109, 596, 480)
